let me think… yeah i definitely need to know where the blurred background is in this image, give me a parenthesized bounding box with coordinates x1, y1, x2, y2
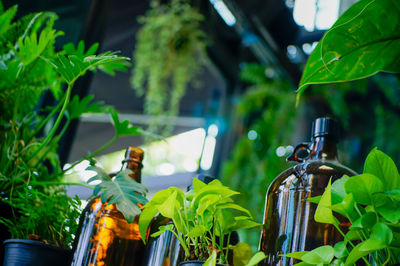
(6, 0, 400, 248)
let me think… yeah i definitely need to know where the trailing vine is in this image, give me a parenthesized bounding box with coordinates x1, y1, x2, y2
(131, 0, 208, 137)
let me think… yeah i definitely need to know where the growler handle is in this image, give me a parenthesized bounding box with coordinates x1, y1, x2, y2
(287, 142, 311, 163)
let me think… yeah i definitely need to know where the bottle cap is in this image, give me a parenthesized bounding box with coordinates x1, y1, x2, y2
(311, 117, 339, 141)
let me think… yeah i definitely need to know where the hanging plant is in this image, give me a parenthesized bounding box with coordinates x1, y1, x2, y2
(131, 0, 208, 137)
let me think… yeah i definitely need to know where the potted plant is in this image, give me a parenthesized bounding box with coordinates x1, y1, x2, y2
(139, 178, 267, 266)
(0, 2, 144, 265)
(283, 148, 400, 265)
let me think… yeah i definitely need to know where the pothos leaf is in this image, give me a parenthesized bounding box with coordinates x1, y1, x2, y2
(298, 0, 400, 98)
(66, 95, 106, 120)
(315, 179, 337, 225)
(89, 168, 148, 223)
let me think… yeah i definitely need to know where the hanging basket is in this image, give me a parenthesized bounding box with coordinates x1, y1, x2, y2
(3, 239, 72, 266)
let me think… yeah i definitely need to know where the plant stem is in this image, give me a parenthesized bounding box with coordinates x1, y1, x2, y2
(27, 82, 73, 162)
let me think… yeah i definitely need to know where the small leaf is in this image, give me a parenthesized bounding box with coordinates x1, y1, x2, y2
(245, 252, 267, 266)
(187, 225, 207, 237)
(364, 148, 400, 190)
(233, 242, 253, 266)
(344, 173, 384, 205)
(158, 190, 177, 218)
(203, 250, 217, 266)
(67, 95, 105, 120)
(150, 224, 174, 238)
(315, 179, 337, 225)
(301, 245, 334, 265)
(108, 107, 142, 137)
(281, 251, 309, 260)
(334, 242, 348, 259)
(138, 206, 159, 243)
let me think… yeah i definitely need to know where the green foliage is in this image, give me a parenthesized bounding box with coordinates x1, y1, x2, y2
(285, 148, 400, 265)
(298, 0, 400, 99)
(0, 186, 81, 249)
(87, 167, 148, 223)
(221, 63, 297, 247)
(0, 2, 140, 248)
(138, 178, 264, 265)
(130, 0, 208, 137)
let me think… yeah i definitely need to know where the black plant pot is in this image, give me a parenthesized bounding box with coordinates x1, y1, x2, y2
(179, 260, 226, 266)
(3, 239, 72, 266)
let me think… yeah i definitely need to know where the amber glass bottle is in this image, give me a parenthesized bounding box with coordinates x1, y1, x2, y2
(72, 147, 146, 266)
(259, 117, 357, 266)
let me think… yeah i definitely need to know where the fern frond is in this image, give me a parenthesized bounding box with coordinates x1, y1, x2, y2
(0, 5, 17, 36)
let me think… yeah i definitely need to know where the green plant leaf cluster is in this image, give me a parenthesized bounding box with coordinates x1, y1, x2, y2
(130, 0, 208, 137)
(0, 2, 141, 248)
(138, 178, 263, 265)
(87, 167, 148, 223)
(297, 0, 400, 100)
(284, 148, 400, 265)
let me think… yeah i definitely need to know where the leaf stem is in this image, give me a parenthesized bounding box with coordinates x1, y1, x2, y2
(27, 82, 73, 162)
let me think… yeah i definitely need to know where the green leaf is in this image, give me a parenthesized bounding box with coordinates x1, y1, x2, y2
(298, 0, 400, 97)
(216, 202, 252, 217)
(158, 190, 177, 218)
(315, 179, 337, 225)
(334, 241, 348, 259)
(344, 173, 384, 205)
(192, 177, 207, 192)
(360, 212, 377, 229)
(369, 223, 393, 246)
(86, 165, 110, 183)
(281, 251, 309, 260)
(233, 242, 253, 266)
(108, 107, 142, 137)
(63, 40, 99, 57)
(186, 225, 207, 237)
(374, 193, 400, 223)
(363, 148, 400, 190)
(301, 245, 335, 265)
(245, 252, 267, 266)
(150, 223, 174, 238)
(331, 175, 350, 203)
(66, 95, 105, 120)
(203, 250, 217, 266)
(0, 5, 17, 36)
(95, 169, 148, 223)
(331, 193, 356, 220)
(138, 206, 159, 243)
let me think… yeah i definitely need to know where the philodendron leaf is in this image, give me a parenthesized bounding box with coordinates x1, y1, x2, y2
(150, 224, 174, 238)
(233, 242, 253, 266)
(186, 225, 207, 238)
(281, 251, 309, 260)
(315, 179, 337, 225)
(203, 250, 217, 266)
(363, 148, 400, 190)
(66, 95, 105, 120)
(108, 107, 142, 137)
(301, 245, 335, 265)
(297, 0, 400, 98)
(333, 241, 348, 259)
(344, 173, 384, 205)
(94, 169, 148, 223)
(158, 190, 177, 218)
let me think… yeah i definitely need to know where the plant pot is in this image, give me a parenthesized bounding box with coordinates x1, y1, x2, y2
(3, 239, 72, 266)
(179, 260, 226, 266)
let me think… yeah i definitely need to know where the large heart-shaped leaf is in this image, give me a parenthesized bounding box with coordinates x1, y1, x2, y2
(344, 173, 384, 205)
(363, 148, 400, 190)
(298, 0, 400, 97)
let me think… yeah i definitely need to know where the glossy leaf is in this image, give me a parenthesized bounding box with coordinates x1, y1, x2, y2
(138, 206, 159, 242)
(233, 242, 253, 266)
(344, 173, 384, 205)
(334, 241, 348, 259)
(245, 251, 267, 266)
(315, 179, 337, 225)
(301, 245, 335, 265)
(282, 251, 309, 260)
(332, 193, 356, 220)
(298, 0, 400, 97)
(374, 193, 400, 223)
(364, 148, 400, 190)
(158, 190, 177, 218)
(203, 250, 217, 266)
(151, 224, 174, 238)
(187, 225, 207, 238)
(331, 176, 350, 204)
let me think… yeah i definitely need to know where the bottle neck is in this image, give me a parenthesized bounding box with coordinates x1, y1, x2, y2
(309, 136, 338, 161)
(121, 159, 143, 183)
